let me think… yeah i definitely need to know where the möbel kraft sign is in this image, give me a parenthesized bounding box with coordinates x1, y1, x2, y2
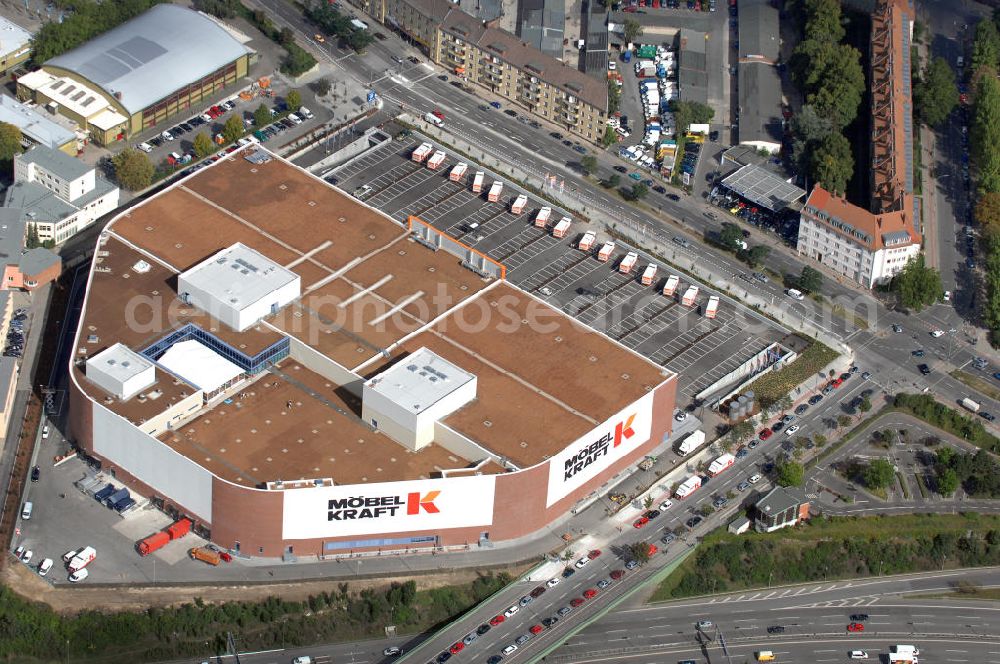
(282, 475, 496, 539)
(545, 391, 654, 506)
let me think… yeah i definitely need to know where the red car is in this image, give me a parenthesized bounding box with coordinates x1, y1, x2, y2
(583, 588, 598, 599)
(847, 623, 864, 632)
(530, 624, 544, 635)
(530, 586, 546, 598)
(489, 615, 505, 626)
(570, 597, 585, 607)
(432, 109, 445, 120)
(588, 549, 602, 559)
(633, 517, 649, 528)
(450, 641, 464, 654)
(759, 428, 773, 440)
(831, 378, 843, 388)
(610, 569, 625, 580)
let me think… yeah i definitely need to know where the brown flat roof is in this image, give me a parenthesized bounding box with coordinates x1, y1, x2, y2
(78, 150, 671, 484)
(159, 360, 485, 487)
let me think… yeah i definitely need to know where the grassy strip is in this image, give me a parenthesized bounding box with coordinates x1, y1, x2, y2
(896, 472, 910, 499)
(743, 341, 839, 406)
(650, 512, 1000, 601)
(915, 472, 930, 498)
(951, 369, 1000, 402)
(894, 393, 1000, 454)
(0, 573, 514, 662)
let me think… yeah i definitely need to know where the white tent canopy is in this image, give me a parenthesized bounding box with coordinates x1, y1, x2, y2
(157, 339, 243, 393)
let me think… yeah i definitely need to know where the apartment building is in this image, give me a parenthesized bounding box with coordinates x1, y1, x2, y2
(439, 10, 608, 142)
(4, 145, 119, 244)
(796, 0, 920, 288)
(753, 486, 810, 533)
(797, 186, 920, 288)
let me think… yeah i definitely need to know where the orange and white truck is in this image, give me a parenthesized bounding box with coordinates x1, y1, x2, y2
(662, 274, 679, 297)
(68, 546, 97, 572)
(705, 295, 720, 319)
(553, 217, 571, 238)
(681, 285, 700, 307)
(534, 207, 552, 228)
(579, 231, 597, 251)
(641, 263, 658, 286)
(449, 162, 467, 182)
(619, 251, 639, 274)
(411, 142, 433, 162)
(674, 475, 702, 499)
(511, 194, 528, 215)
(597, 241, 616, 262)
(426, 150, 446, 170)
(488, 181, 503, 202)
(472, 171, 485, 193)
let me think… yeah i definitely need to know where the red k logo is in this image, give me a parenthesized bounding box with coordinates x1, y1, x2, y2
(407, 490, 440, 515)
(614, 414, 636, 447)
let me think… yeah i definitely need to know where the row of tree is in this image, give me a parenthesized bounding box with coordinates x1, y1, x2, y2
(934, 447, 999, 497)
(788, 0, 864, 195)
(30, 0, 164, 63)
(304, 1, 375, 53)
(970, 17, 1000, 345)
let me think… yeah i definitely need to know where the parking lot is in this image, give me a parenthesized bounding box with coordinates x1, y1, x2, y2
(330, 133, 790, 402)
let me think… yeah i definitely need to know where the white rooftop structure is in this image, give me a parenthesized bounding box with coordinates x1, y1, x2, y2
(157, 339, 243, 395)
(177, 242, 300, 332)
(0, 17, 30, 59)
(0, 95, 76, 151)
(86, 343, 156, 401)
(16, 69, 125, 124)
(362, 348, 478, 451)
(44, 4, 252, 116)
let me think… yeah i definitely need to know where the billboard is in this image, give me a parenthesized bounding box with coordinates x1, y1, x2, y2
(545, 391, 655, 507)
(282, 474, 496, 540)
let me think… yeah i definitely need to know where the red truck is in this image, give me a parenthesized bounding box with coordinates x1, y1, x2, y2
(137, 518, 192, 556)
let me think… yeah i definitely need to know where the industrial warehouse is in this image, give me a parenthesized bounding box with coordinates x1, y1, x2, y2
(68, 147, 677, 557)
(16, 4, 254, 145)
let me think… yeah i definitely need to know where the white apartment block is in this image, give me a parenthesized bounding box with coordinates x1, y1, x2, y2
(6, 145, 119, 243)
(797, 186, 921, 289)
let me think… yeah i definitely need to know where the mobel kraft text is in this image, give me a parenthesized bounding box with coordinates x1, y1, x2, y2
(327, 491, 440, 521)
(563, 414, 636, 482)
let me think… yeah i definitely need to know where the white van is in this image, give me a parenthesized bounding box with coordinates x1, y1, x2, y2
(424, 112, 444, 127)
(893, 646, 920, 656)
(299, 106, 314, 120)
(21, 501, 32, 520)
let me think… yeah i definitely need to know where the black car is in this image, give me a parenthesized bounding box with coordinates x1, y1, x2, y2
(437, 653, 451, 663)
(794, 404, 809, 415)
(477, 623, 491, 635)
(562, 567, 576, 578)
(808, 394, 823, 405)
(771, 421, 785, 433)
(767, 626, 785, 634)
(504, 109, 518, 117)
(653, 185, 666, 194)
(850, 613, 869, 622)
(30, 466, 39, 482)
(912, 349, 925, 357)
(685, 516, 703, 528)
(438, 74, 449, 81)
(918, 363, 931, 375)
(550, 132, 564, 140)
(614, 165, 628, 173)
(487, 657, 502, 664)
(573, 144, 587, 154)
(667, 193, 680, 201)
(709, 130, 719, 141)
(644, 509, 661, 520)
(542, 616, 560, 627)
(562, 139, 573, 147)
(982, 411, 997, 422)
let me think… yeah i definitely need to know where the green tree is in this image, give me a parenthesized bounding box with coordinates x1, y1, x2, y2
(346, 28, 375, 53)
(972, 19, 1000, 74)
(892, 254, 943, 312)
(0, 122, 23, 165)
(112, 148, 153, 191)
(625, 183, 648, 201)
(286, 89, 302, 112)
(222, 115, 245, 143)
(864, 458, 895, 490)
(628, 541, 652, 563)
(811, 131, 853, 195)
(281, 43, 318, 76)
(604, 173, 621, 189)
(745, 245, 770, 268)
(623, 18, 643, 43)
(790, 105, 833, 174)
(976, 191, 1000, 238)
(915, 57, 959, 126)
(602, 125, 618, 147)
(727, 420, 755, 449)
(719, 223, 743, 250)
(777, 394, 794, 415)
(643, 495, 654, 510)
(802, 0, 845, 43)
(279, 26, 295, 46)
(671, 100, 715, 134)
(859, 397, 872, 413)
(798, 266, 823, 292)
(937, 468, 959, 496)
(580, 155, 599, 176)
(608, 80, 622, 115)
(814, 433, 828, 447)
(192, 132, 215, 159)
(254, 103, 273, 128)
(312, 77, 332, 96)
(776, 460, 805, 487)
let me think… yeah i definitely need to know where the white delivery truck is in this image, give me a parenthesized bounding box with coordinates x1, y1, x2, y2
(677, 429, 705, 455)
(961, 397, 981, 413)
(675, 475, 702, 499)
(68, 546, 97, 572)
